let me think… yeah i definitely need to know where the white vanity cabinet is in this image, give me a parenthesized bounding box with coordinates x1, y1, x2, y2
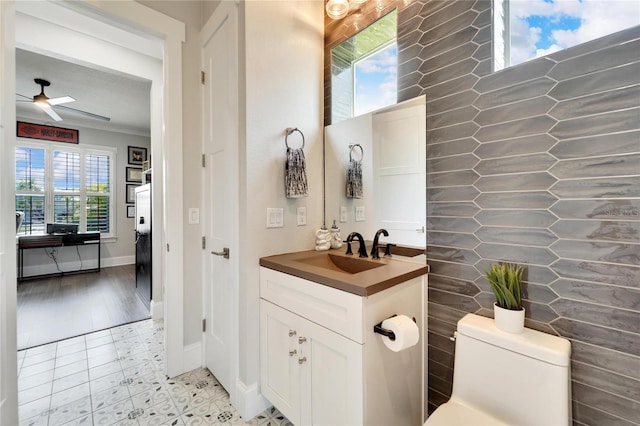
(260, 300, 363, 425)
(260, 266, 425, 426)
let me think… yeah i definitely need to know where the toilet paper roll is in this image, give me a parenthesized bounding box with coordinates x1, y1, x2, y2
(381, 315, 419, 352)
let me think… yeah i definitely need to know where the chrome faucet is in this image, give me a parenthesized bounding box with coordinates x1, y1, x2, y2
(371, 229, 389, 259)
(345, 232, 368, 258)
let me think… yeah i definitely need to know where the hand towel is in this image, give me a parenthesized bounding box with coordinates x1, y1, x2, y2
(346, 158, 363, 198)
(285, 147, 308, 198)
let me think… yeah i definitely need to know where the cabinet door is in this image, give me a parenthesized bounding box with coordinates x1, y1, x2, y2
(260, 300, 301, 425)
(299, 318, 363, 426)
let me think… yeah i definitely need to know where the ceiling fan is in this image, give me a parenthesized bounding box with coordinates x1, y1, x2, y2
(17, 78, 110, 122)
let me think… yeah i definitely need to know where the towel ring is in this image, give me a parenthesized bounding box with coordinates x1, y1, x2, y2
(349, 144, 363, 162)
(285, 128, 305, 150)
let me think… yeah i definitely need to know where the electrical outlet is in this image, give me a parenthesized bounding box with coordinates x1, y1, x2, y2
(297, 207, 307, 226)
(355, 206, 365, 222)
(340, 206, 347, 223)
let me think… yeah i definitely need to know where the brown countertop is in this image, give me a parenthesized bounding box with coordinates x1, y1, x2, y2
(259, 248, 428, 297)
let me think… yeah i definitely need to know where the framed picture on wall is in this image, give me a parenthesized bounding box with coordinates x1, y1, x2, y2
(126, 166, 143, 183)
(126, 184, 139, 204)
(127, 205, 136, 218)
(128, 146, 147, 165)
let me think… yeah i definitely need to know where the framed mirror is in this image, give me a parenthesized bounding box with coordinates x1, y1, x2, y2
(324, 95, 426, 258)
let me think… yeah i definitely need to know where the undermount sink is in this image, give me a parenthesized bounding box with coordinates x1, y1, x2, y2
(260, 248, 428, 296)
(294, 253, 384, 274)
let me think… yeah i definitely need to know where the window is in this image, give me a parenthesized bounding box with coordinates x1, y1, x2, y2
(331, 10, 397, 123)
(353, 42, 398, 117)
(494, 0, 640, 70)
(15, 141, 116, 237)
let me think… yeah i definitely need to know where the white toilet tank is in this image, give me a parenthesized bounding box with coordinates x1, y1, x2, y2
(451, 314, 571, 425)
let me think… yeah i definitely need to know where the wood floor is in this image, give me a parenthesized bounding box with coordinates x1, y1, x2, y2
(17, 265, 150, 350)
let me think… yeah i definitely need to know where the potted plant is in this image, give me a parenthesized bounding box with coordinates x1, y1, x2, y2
(485, 263, 525, 333)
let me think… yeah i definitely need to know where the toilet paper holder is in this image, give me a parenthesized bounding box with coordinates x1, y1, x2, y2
(374, 314, 417, 341)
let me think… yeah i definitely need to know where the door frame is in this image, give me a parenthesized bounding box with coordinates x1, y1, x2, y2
(0, 1, 18, 423)
(1, 3, 187, 422)
(200, 0, 240, 411)
(61, 0, 186, 378)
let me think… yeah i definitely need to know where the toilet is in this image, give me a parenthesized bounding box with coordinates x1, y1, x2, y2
(425, 313, 571, 426)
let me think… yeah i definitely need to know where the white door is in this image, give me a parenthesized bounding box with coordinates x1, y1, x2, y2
(373, 104, 427, 247)
(299, 316, 363, 426)
(0, 2, 18, 424)
(202, 3, 239, 395)
(260, 301, 301, 425)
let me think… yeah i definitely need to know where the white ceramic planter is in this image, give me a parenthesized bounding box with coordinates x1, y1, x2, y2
(494, 303, 525, 334)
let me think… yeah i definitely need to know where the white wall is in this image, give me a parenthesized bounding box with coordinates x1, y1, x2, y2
(17, 123, 150, 277)
(240, 0, 324, 388)
(135, 0, 325, 389)
(136, 0, 210, 346)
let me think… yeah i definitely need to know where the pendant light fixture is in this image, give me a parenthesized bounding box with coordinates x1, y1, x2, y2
(326, 0, 349, 20)
(326, 0, 367, 20)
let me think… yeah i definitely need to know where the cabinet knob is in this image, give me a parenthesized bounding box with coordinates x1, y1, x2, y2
(289, 349, 297, 357)
(298, 356, 307, 364)
(289, 330, 296, 337)
(298, 336, 307, 344)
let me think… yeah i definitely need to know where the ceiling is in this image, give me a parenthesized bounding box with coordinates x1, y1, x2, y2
(16, 48, 152, 136)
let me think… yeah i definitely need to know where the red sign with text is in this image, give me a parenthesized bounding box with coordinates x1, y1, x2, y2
(17, 122, 79, 144)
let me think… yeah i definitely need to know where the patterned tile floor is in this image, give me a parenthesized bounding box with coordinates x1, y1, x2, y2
(17, 319, 292, 426)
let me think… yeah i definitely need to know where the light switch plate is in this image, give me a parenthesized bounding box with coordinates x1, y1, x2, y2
(266, 208, 284, 228)
(188, 208, 199, 225)
(340, 206, 347, 223)
(355, 206, 365, 222)
(297, 207, 307, 226)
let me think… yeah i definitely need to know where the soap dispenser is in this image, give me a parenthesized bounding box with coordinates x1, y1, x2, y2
(330, 220, 343, 249)
(315, 225, 331, 251)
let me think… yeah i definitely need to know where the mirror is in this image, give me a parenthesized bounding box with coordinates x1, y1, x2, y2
(324, 95, 426, 257)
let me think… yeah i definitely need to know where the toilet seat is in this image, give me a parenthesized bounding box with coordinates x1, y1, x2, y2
(424, 401, 509, 426)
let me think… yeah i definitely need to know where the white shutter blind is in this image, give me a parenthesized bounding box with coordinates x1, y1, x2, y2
(53, 150, 81, 225)
(15, 147, 46, 235)
(15, 144, 116, 236)
(86, 153, 111, 232)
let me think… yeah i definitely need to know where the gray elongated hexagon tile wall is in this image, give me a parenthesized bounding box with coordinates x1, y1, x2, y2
(395, 1, 640, 424)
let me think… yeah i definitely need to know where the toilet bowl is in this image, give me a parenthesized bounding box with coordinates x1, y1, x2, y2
(425, 314, 571, 426)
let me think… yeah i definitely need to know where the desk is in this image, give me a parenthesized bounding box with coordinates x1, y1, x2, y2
(18, 232, 101, 281)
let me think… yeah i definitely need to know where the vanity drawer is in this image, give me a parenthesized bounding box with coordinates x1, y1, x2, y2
(260, 267, 364, 343)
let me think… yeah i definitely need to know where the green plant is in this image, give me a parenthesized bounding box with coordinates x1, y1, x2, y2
(485, 263, 524, 311)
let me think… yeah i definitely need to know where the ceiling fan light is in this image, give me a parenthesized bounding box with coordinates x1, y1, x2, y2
(33, 94, 49, 107)
(326, 0, 349, 20)
(350, 0, 367, 4)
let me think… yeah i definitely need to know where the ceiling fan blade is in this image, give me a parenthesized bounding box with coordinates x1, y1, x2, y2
(16, 93, 32, 100)
(37, 104, 63, 121)
(55, 105, 111, 122)
(48, 96, 75, 106)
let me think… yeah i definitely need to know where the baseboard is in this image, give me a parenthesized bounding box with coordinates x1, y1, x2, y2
(234, 380, 271, 420)
(183, 342, 202, 372)
(150, 300, 163, 320)
(102, 255, 135, 267)
(20, 255, 134, 278)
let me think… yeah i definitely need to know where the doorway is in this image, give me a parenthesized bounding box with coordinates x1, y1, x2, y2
(1, 2, 187, 423)
(14, 46, 153, 350)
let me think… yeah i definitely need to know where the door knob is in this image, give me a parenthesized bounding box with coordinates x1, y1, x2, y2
(298, 336, 307, 344)
(289, 349, 297, 357)
(416, 226, 425, 233)
(210, 247, 230, 259)
(298, 356, 307, 364)
(289, 330, 297, 337)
